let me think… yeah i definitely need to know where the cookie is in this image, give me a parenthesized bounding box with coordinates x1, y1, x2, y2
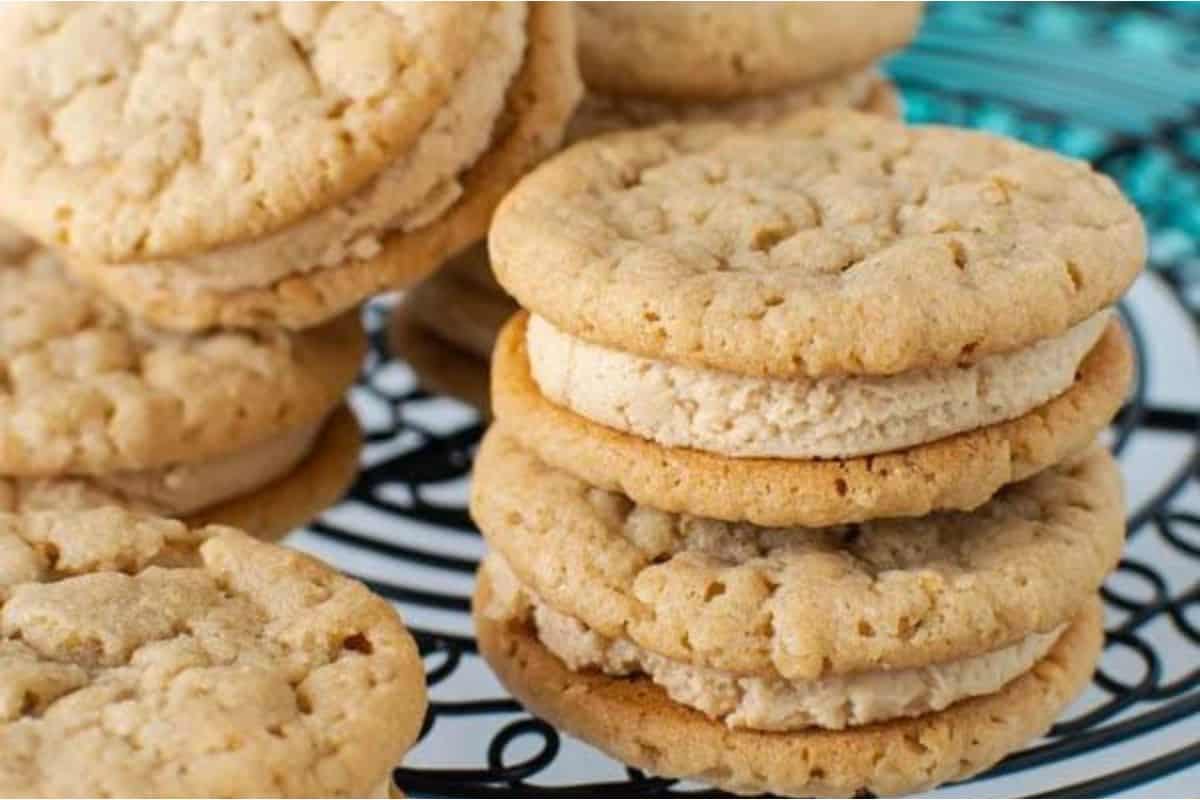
(0, 507, 426, 797)
(491, 111, 1144, 378)
(492, 313, 1131, 526)
(567, 70, 902, 144)
(388, 302, 492, 416)
(0, 241, 364, 525)
(57, 3, 584, 331)
(575, 2, 924, 102)
(2, 404, 362, 542)
(472, 426, 1122, 678)
(476, 573, 1102, 797)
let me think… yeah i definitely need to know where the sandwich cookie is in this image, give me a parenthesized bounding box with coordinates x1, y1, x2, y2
(388, 244, 516, 414)
(0, 237, 364, 540)
(472, 429, 1120, 795)
(489, 111, 1142, 525)
(567, 2, 921, 141)
(0, 2, 583, 331)
(0, 508, 426, 797)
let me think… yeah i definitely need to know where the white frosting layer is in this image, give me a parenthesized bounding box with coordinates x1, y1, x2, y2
(527, 311, 1111, 459)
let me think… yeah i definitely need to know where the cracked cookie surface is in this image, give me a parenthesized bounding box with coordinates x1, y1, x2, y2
(0, 244, 363, 475)
(490, 111, 1144, 378)
(0, 3, 496, 261)
(0, 508, 425, 797)
(471, 427, 1123, 680)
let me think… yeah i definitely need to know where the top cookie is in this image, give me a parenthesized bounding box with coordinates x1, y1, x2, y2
(0, 2, 497, 261)
(0, 508, 425, 797)
(491, 111, 1145, 377)
(575, 2, 923, 101)
(0, 243, 364, 476)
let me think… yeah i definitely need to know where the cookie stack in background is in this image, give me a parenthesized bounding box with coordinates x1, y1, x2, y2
(0, 224, 363, 540)
(0, 3, 585, 794)
(391, 1, 921, 412)
(472, 111, 1144, 796)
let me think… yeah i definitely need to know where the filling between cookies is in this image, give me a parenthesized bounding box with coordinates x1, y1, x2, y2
(526, 310, 1111, 459)
(91, 420, 323, 515)
(569, 67, 882, 141)
(482, 555, 1065, 732)
(119, 3, 529, 293)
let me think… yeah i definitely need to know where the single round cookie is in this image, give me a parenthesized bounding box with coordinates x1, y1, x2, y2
(0, 508, 427, 797)
(491, 111, 1145, 378)
(491, 313, 1132, 526)
(575, 2, 924, 101)
(65, 3, 584, 331)
(476, 574, 1103, 798)
(0, 3, 497, 261)
(0, 244, 364, 476)
(1, 404, 362, 542)
(472, 426, 1122, 678)
(388, 302, 492, 416)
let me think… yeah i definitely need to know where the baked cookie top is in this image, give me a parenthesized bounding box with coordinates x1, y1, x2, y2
(575, 2, 923, 101)
(0, 2, 500, 261)
(471, 427, 1124, 680)
(0, 245, 364, 475)
(491, 111, 1145, 377)
(0, 508, 426, 797)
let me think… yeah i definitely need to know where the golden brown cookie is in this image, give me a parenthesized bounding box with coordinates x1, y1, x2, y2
(472, 425, 1122, 677)
(492, 312, 1132, 526)
(575, 2, 924, 102)
(0, 507, 427, 797)
(64, 4, 584, 331)
(491, 111, 1145, 379)
(476, 572, 1102, 798)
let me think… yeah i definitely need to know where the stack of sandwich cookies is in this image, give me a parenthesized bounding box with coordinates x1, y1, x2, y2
(388, 244, 515, 414)
(490, 111, 1139, 526)
(473, 434, 1118, 796)
(0, 233, 364, 540)
(0, 2, 582, 332)
(0, 508, 426, 797)
(568, 2, 922, 141)
(474, 110, 1143, 795)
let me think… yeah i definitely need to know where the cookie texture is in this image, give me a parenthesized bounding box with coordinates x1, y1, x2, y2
(472, 426, 1121, 678)
(0, 3, 498, 261)
(491, 111, 1145, 378)
(68, 3, 584, 331)
(0, 406, 362, 542)
(0, 508, 426, 797)
(575, 2, 923, 101)
(388, 304, 492, 415)
(476, 578, 1102, 798)
(526, 310, 1109, 459)
(492, 313, 1132, 526)
(0, 246, 364, 475)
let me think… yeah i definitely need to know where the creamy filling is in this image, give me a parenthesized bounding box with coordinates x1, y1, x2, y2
(527, 311, 1111, 459)
(567, 67, 880, 141)
(94, 421, 323, 515)
(482, 555, 1065, 732)
(121, 4, 528, 293)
